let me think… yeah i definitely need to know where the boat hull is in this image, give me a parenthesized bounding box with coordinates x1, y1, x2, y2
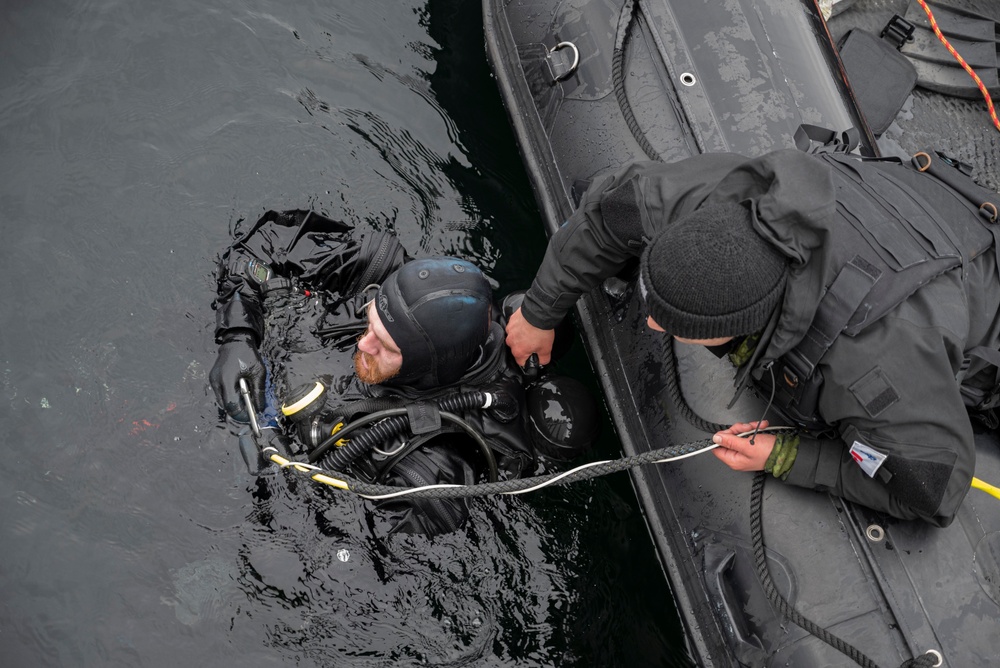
(484, 0, 1000, 666)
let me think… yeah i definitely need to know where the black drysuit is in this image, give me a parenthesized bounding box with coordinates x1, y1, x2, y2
(212, 210, 537, 534)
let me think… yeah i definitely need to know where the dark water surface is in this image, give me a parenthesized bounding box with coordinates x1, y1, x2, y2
(0, 0, 689, 666)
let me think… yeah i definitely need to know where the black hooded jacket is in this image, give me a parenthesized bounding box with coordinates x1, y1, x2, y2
(519, 148, 1000, 526)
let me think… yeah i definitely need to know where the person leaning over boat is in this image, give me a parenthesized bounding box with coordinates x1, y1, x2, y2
(210, 210, 598, 535)
(504, 147, 1000, 526)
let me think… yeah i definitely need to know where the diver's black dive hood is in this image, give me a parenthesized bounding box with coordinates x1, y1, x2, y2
(374, 257, 492, 390)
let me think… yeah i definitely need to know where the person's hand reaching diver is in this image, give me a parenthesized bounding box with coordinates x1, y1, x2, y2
(504, 306, 556, 366)
(209, 332, 266, 423)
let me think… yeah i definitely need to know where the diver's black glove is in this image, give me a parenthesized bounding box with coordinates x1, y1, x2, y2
(210, 332, 266, 422)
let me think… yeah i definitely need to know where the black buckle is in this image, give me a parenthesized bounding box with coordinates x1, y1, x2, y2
(880, 15, 915, 50)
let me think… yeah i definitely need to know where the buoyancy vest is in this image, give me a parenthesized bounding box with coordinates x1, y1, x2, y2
(750, 150, 999, 431)
(350, 326, 537, 483)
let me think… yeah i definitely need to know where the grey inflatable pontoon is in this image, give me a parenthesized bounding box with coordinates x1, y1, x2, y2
(484, 0, 1000, 666)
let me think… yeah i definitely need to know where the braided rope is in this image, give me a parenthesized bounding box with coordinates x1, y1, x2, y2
(916, 0, 1000, 132)
(612, 0, 661, 160)
(667, 341, 941, 667)
(329, 439, 713, 499)
(750, 473, 882, 667)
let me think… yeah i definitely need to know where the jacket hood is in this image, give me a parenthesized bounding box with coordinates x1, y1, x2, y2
(706, 149, 839, 363)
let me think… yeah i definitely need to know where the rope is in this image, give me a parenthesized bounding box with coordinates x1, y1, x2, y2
(972, 475, 1000, 500)
(667, 340, 941, 667)
(612, 0, 661, 160)
(750, 472, 882, 667)
(663, 337, 728, 433)
(265, 438, 717, 499)
(916, 0, 1000, 133)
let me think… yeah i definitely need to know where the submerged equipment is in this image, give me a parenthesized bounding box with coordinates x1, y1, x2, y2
(524, 376, 601, 461)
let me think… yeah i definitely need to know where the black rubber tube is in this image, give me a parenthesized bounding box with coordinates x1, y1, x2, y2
(307, 391, 503, 482)
(309, 390, 496, 465)
(307, 407, 409, 464)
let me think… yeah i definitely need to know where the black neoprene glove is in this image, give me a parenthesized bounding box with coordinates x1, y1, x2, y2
(209, 332, 266, 423)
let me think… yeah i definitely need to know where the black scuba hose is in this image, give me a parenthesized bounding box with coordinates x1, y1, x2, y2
(314, 407, 499, 482)
(320, 411, 411, 469)
(307, 391, 492, 465)
(307, 407, 405, 464)
(340, 396, 406, 418)
(309, 390, 507, 481)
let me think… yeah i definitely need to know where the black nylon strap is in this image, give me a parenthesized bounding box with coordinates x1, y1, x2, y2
(406, 402, 442, 435)
(793, 124, 860, 154)
(784, 256, 881, 379)
(912, 150, 1000, 220)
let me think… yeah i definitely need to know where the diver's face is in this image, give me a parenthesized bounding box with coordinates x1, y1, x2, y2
(354, 301, 403, 384)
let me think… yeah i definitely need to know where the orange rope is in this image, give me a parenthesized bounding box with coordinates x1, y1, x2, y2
(916, 0, 1000, 132)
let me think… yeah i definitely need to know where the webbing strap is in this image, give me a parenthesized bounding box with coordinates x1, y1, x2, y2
(912, 150, 1000, 222)
(784, 256, 881, 380)
(793, 124, 861, 154)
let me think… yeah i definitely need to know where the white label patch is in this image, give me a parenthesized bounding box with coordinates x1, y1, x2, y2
(849, 440, 888, 478)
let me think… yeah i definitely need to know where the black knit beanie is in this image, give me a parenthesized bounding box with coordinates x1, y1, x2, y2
(639, 202, 788, 339)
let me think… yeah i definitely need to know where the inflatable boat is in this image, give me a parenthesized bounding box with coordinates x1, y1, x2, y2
(483, 0, 1000, 666)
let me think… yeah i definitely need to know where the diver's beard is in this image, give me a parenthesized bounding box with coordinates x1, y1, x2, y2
(353, 350, 400, 385)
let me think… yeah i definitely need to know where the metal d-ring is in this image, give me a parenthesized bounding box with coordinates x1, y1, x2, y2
(550, 41, 580, 81)
(980, 201, 998, 223)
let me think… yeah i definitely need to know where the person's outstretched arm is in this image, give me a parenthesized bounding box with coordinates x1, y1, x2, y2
(507, 153, 745, 365)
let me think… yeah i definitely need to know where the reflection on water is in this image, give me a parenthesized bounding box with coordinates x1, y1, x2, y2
(0, 0, 689, 666)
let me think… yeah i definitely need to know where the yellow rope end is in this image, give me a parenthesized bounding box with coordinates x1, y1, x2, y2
(972, 476, 1000, 501)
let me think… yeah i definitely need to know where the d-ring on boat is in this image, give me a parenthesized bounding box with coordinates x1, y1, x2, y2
(484, 0, 1000, 666)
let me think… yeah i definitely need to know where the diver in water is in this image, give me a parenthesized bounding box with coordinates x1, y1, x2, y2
(210, 209, 598, 535)
(505, 146, 1000, 527)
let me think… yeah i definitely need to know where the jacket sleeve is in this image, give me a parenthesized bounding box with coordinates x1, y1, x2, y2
(213, 210, 407, 342)
(520, 153, 747, 329)
(783, 297, 975, 527)
(214, 253, 265, 344)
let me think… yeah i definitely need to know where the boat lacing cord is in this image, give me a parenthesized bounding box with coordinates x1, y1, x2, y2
(613, 0, 661, 161)
(663, 339, 942, 668)
(916, 0, 1000, 133)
